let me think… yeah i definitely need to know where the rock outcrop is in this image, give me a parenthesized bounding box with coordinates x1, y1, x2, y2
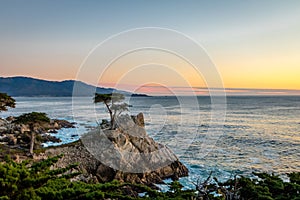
(45, 113, 188, 187)
(1, 113, 188, 187)
(131, 113, 145, 127)
(0, 117, 75, 149)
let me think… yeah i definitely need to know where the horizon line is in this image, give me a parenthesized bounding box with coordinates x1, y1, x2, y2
(1, 75, 300, 95)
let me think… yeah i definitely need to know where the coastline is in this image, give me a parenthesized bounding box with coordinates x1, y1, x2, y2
(2, 96, 300, 180)
(0, 112, 189, 186)
(1, 95, 300, 199)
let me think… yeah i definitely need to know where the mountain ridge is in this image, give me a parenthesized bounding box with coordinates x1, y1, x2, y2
(0, 76, 146, 97)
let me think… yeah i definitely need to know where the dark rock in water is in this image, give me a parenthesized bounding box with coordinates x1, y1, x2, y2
(40, 134, 61, 143)
(71, 134, 78, 138)
(45, 113, 188, 187)
(53, 119, 76, 128)
(48, 129, 58, 133)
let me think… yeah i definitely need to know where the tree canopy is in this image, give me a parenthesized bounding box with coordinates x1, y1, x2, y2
(13, 112, 50, 125)
(13, 112, 50, 154)
(0, 93, 15, 112)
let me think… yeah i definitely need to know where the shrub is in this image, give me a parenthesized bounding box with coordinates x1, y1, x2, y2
(0, 93, 15, 112)
(13, 112, 50, 124)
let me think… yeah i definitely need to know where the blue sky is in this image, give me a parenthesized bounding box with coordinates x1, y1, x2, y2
(1, 0, 300, 94)
(2, 1, 299, 41)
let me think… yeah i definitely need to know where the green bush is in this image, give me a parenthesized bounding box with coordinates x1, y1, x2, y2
(1, 156, 300, 200)
(13, 112, 50, 124)
(0, 155, 179, 200)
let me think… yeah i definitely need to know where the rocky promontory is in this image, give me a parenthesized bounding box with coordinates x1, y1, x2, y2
(0, 112, 188, 188)
(44, 113, 188, 187)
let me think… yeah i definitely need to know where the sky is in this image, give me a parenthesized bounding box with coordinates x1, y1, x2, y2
(1, 0, 300, 95)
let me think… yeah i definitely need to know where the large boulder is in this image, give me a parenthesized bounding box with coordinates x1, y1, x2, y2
(52, 119, 76, 129)
(131, 113, 145, 127)
(45, 113, 188, 187)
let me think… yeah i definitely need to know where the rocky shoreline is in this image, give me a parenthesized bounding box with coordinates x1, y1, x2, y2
(0, 116, 75, 149)
(0, 113, 189, 188)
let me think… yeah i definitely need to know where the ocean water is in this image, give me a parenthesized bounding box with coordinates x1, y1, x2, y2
(2, 96, 300, 189)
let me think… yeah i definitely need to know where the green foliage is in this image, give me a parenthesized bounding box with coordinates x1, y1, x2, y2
(1, 156, 300, 200)
(0, 93, 15, 112)
(93, 93, 112, 104)
(210, 172, 300, 200)
(0, 155, 68, 199)
(164, 181, 196, 199)
(289, 172, 300, 185)
(13, 112, 50, 124)
(94, 93, 126, 106)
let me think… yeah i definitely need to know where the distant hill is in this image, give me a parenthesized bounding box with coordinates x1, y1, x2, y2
(0, 76, 146, 97)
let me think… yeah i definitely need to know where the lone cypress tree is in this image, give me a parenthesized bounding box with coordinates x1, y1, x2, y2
(94, 93, 128, 129)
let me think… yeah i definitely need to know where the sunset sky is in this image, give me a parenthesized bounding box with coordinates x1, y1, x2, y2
(1, 0, 300, 95)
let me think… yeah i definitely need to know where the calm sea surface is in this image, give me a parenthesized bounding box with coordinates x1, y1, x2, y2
(2, 96, 300, 188)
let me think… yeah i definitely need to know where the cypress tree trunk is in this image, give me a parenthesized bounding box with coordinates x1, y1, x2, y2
(111, 111, 117, 130)
(104, 103, 113, 129)
(29, 132, 35, 154)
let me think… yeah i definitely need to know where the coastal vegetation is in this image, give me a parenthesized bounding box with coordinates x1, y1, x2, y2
(0, 155, 193, 200)
(0, 93, 15, 112)
(13, 112, 50, 154)
(0, 155, 299, 199)
(0, 95, 74, 154)
(13, 112, 50, 124)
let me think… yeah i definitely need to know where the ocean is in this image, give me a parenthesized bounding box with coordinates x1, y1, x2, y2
(2, 96, 300, 189)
